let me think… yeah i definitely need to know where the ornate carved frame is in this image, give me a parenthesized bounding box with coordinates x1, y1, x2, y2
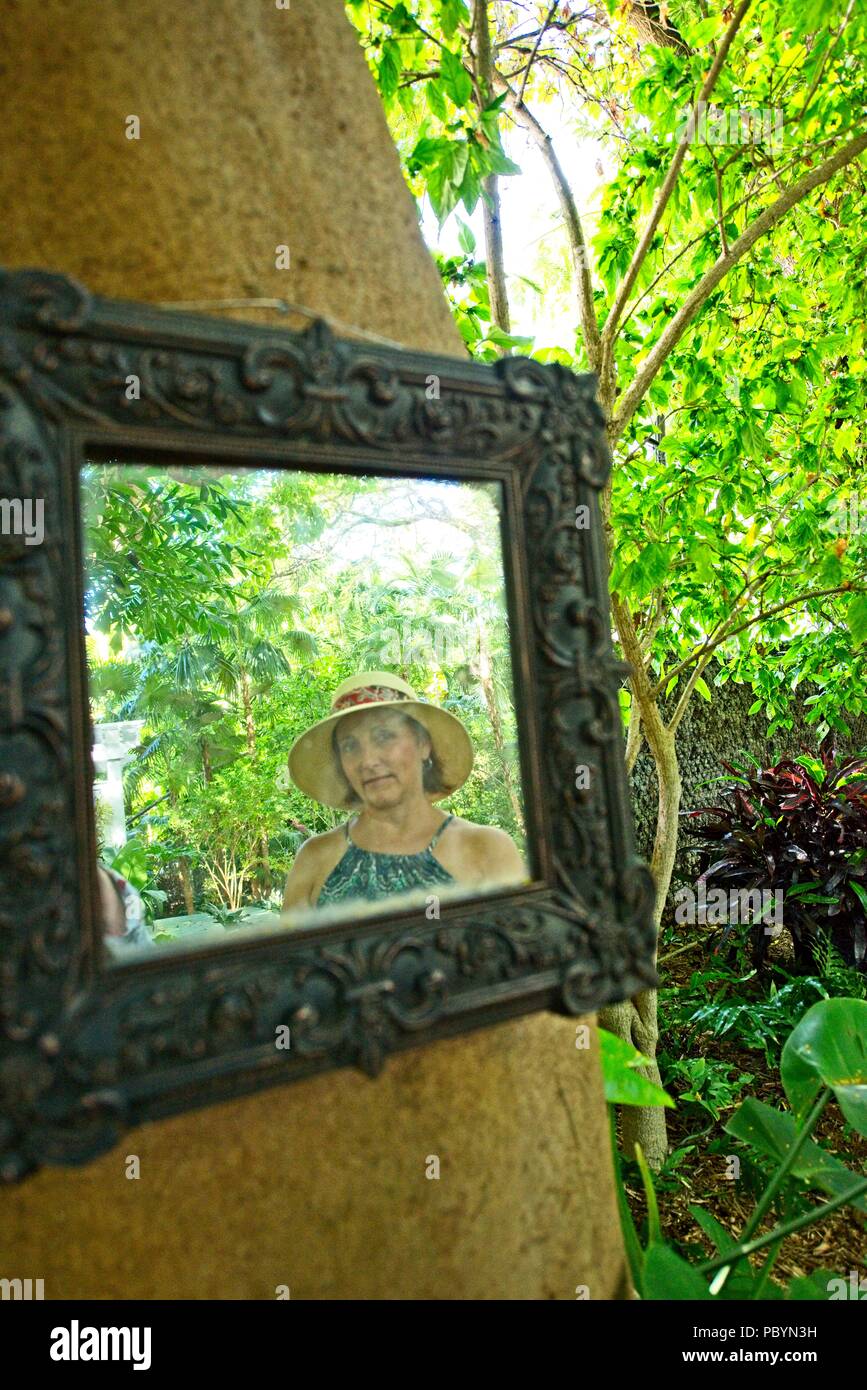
(0, 268, 655, 1182)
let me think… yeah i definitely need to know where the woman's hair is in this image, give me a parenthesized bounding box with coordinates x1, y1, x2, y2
(331, 711, 447, 806)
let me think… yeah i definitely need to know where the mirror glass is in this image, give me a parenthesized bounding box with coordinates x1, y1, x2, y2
(80, 462, 530, 960)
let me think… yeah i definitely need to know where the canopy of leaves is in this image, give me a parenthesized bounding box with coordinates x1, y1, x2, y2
(86, 466, 524, 918)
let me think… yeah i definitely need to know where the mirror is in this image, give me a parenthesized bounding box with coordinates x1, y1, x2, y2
(1, 268, 655, 1179)
(81, 462, 530, 959)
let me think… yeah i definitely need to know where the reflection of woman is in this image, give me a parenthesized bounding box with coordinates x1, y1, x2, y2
(281, 671, 526, 911)
(97, 863, 154, 953)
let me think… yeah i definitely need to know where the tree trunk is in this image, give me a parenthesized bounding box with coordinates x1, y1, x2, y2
(240, 669, 271, 898)
(241, 671, 257, 757)
(617, 729, 681, 1169)
(622, 1, 691, 54)
(599, 588, 682, 1169)
(473, 0, 511, 335)
(476, 633, 524, 836)
(179, 858, 194, 915)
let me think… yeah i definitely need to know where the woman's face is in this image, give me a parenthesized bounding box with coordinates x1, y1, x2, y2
(335, 708, 431, 808)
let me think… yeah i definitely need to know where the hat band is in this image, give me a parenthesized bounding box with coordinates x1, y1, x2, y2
(331, 684, 412, 713)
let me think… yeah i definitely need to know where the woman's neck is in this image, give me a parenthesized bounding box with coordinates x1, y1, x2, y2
(351, 796, 443, 852)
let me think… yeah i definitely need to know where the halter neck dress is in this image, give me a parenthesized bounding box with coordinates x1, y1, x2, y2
(316, 813, 456, 905)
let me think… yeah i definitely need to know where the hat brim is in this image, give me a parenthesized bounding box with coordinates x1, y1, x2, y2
(287, 699, 474, 809)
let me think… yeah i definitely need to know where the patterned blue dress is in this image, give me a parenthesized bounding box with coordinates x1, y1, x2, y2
(317, 814, 456, 905)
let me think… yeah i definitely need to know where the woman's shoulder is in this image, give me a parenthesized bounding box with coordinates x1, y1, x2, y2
(296, 824, 349, 860)
(446, 815, 513, 846)
(444, 811, 516, 856)
(443, 817, 526, 877)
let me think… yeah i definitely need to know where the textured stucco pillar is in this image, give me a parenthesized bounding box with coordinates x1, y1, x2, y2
(0, 0, 629, 1299)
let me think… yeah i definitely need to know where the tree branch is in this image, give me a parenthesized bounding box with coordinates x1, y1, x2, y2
(610, 131, 867, 443)
(474, 0, 511, 335)
(493, 71, 602, 375)
(651, 583, 858, 699)
(668, 646, 716, 735)
(518, 0, 560, 103)
(616, 129, 856, 337)
(600, 0, 755, 360)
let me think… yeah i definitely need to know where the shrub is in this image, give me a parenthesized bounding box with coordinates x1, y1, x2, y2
(680, 737, 867, 971)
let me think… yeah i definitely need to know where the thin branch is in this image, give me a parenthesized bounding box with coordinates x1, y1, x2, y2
(713, 156, 728, 257)
(616, 129, 855, 337)
(600, 0, 755, 357)
(797, 0, 856, 127)
(668, 646, 716, 735)
(518, 0, 560, 104)
(474, 0, 511, 334)
(610, 131, 867, 443)
(493, 71, 602, 373)
(625, 699, 643, 775)
(651, 583, 859, 698)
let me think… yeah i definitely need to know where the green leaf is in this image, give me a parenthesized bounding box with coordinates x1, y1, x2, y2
(688, 1205, 737, 1256)
(377, 38, 400, 102)
(642, 1244, 712, 1300)
(850, 881, 867, 914)
(425, 140, 470, 223)
(456, 216, 476, 256)
(599, 1029, 675, 1107)
(635, 1143, 662, 1246)
(426, 79, 447, 121)
(695, 676, 712, 702)
(725, 1098, 867, 1213)
(439, 0, 470, 40)
(846, 595, 867, 647)
(484, 144, 522, 177)
(457, 164, 481, 214)
(780, 998, 867, 1133)
(787, 1271, 839, 1299)
(609, 1109, 646, 1294)
(439, 46, 472, 108)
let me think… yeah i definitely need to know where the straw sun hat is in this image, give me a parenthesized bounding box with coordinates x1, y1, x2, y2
(287, 670, 474, 810)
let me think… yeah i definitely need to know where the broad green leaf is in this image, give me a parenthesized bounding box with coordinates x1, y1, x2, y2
(456, 216, 476, 255)
(787, 1271, 839, 1300)
(642, 1244, 712, 1300)
(847, 595, 867, 647)
(599, 1029, 675, 1107)
(780, 998, 867, 1133)
(725, 1098, 867, 1213)
(439, 0, 470, 40)
(439, 46, 472, 108)
(426, 79, 447, 121)
(377, 39, 400, 101)
(688, 1205, 737, 1256)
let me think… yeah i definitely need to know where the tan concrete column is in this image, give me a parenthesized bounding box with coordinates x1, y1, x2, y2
(0, 0, 628, 1299)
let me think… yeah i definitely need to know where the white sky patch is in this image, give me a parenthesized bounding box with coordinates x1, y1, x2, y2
(420, 103, 609, 350)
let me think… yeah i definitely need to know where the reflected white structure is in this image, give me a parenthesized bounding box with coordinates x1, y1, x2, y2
(92, 721, 145, 850)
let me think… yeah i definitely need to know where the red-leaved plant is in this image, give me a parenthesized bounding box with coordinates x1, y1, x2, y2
(680, 735, 867, 971)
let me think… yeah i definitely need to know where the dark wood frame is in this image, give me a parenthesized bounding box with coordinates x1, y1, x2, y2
(0, 267, 655, 1182)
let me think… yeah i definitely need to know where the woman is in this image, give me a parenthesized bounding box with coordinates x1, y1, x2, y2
(282, 670, 526, 912)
